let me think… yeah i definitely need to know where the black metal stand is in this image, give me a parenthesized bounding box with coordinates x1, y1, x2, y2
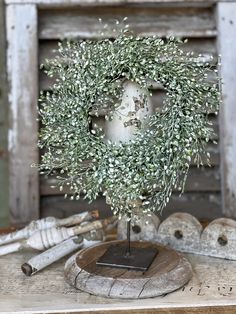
(96, 219, 158, 271)
(125, 219, 131, 257)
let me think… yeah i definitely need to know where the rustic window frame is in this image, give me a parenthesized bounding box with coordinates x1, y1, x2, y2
(4, 0, 236, 225)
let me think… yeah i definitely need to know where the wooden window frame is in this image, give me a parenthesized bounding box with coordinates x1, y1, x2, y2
(4, 0, 236, 226)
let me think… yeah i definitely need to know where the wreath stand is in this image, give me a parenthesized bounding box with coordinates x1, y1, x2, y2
(39, 35, 218, 298)
(64, 231, 192, 299)
(64, 80, 192, 299)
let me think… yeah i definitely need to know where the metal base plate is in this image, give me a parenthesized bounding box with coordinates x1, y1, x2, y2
(96, 243, 158, 271)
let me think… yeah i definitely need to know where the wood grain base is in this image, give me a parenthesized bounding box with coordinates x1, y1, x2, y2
(64, 240, 192, 299)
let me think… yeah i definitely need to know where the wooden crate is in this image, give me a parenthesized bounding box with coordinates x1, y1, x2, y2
(1, 0, 236, 226)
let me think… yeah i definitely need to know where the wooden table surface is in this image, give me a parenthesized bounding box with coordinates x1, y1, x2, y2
(0, 250, 236, 314)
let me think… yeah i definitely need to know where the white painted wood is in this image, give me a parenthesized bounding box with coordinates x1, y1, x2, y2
(6, 4, 39, 226)
(21, 229, 104, 276)
(5, 0, 227, 7)
(38, 9, 216, 40)
(1, 251, 236, 312)
(217, 2, 236, 218)
(39, 40, 217, 66)
(0, 242, 21, 256)
(0, 211, 98, 245)
(0, 217, 116, 255)
(105, 81, 153, 143)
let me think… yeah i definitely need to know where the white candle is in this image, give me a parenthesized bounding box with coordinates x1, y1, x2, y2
(105, 81, 153, 143)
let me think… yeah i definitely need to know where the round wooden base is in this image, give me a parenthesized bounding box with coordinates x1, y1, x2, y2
(64, 240, 192, 299)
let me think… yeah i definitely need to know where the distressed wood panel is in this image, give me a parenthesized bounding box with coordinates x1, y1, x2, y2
(38, 6, 216, 40)
(39, 68, 218, 93)
(217, 3, 236, 218)
(40, 195, 112, 219)
(6, 4, 39, 226)
(40, 192, 221, 222)
(33, 2, 221, 223)
(40, 166, 221, 197)
(5, 0, 227, 8)
(38, 38, 217, 65)
(65, 241, 192, 299)
(0, 0, 9, 227)
(38, 37, 218, 94)
(163, 192, 222, 220)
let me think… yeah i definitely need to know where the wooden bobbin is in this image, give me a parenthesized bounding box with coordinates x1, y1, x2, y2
(201, 218, 236, 259)
(117, 213, 160, 242)
(64, 240, 192, 299)
(156, 212, 203, 253)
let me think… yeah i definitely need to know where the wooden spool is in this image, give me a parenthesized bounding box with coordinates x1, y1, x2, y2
(64, 240, 192, 299)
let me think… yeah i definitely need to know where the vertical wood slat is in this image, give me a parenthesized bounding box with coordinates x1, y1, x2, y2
(217, 2, 236, 218)
(6, 4, 39, 226)
(0, 0, 9, 227)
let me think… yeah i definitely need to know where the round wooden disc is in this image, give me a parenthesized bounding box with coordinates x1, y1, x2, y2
(64, 240, 192, 299)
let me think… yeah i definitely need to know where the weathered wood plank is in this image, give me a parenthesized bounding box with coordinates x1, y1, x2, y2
(40, 195, 112, 219)
(217, 3, 236, 218)
(40, 191, 221, 221)
(39, 68, 218, 93)
(40, 166, 221, 197)
(6, 4, 39, 226)
(38, 38, 217, 65)
(38, 6, 216, 40)
(0, 0, 9, 227)
(38, 37, 218, 94)
(5, 0, 229, 8)
(163, 192, 222, 220)
(65, 241, 192, 299)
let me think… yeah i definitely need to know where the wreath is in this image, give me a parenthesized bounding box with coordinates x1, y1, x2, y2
(39, 26, 220, 218)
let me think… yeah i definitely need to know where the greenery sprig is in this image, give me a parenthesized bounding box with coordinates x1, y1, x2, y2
(39, 25, 220, 218)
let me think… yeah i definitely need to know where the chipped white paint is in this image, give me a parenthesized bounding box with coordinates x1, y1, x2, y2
(105, 81, 153, 143)
(217, 2, 236, 218)
(0, 242, 21, 256)
(21, 229, 105, 276)
(38, 9, 216, 41)
(5, 0, 223, 6)
(118, 212, 236, 260)
(0, 217, 116, 255)
(0, 211, 98, 245)
(6, 4, 39, 225)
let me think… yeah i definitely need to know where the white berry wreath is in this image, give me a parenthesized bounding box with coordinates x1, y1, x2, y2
(39, 26, 220, 218)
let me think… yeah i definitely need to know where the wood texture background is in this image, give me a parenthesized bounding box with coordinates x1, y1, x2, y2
(0, 0, 9, 227)
(37, 3, 222, 222)
(2, 0, 236, 226)
(217, 3, 236, 218)
(6, 4, 39, 226)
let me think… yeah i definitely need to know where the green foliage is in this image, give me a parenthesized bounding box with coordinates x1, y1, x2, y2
(39, 26, 220, 218)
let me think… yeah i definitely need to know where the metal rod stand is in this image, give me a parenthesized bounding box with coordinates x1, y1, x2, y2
(126, 220, 131, 257)
(96, 216, 158, 271)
